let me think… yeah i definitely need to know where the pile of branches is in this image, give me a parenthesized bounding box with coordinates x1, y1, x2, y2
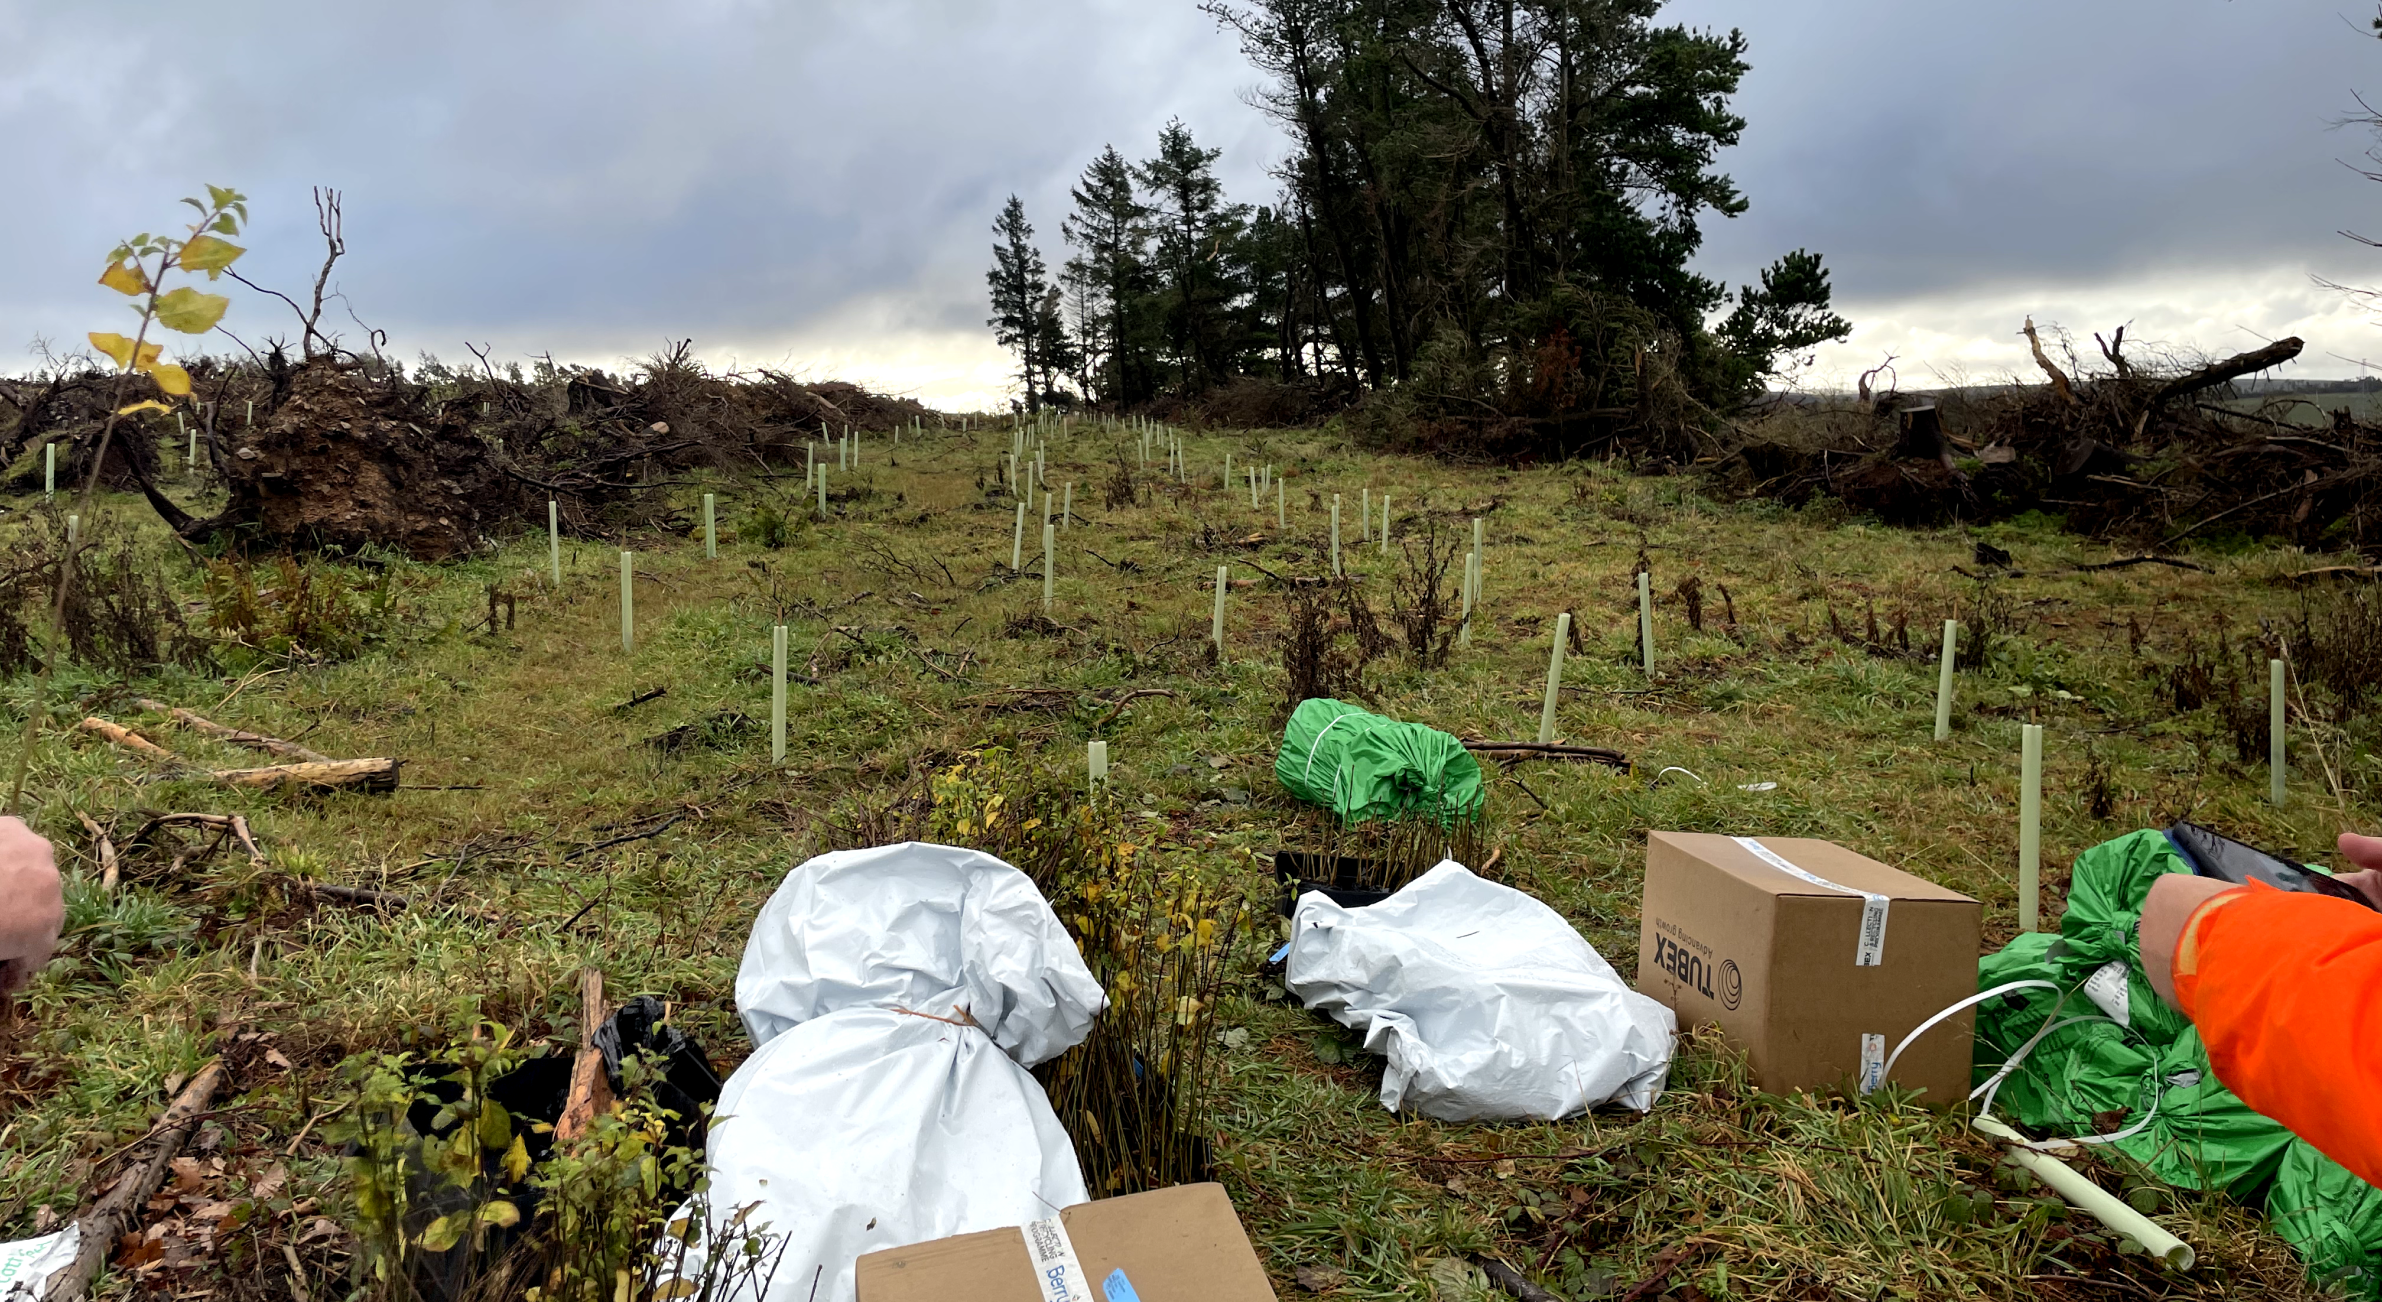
(1713, 323, 2377, 550)
(0, 340, 943, 560)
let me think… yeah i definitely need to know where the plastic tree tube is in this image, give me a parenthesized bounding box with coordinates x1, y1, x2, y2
(620, 551, 635, 655)
(1331, 495, 1342, 577)
(548, 500, 561, 587)
(703, 494, 717, 559)
(1276, 478, 1285, 531)
(1538, 614, 1572, 745)
(1935, 620, 1960, 741)
(1212, 565, 1228, 651)
(1088, 739, 1108, 793)
(2271, 659, 2287, 807)
(43, 444, 53, 499)
(1064, 482, 1074, 528)
(1043, 524, 1055, 611)
(2020, 724, 2044, 932)
(1638, 571, 1654, 676)
(771, 625, 788, 765)
(1361, 488, 1370, 542)
(1012, 501, 1026, 571)
(1380, 494, 1389, 552)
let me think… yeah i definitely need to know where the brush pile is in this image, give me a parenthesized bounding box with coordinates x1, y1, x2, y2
(0, 341, 942, 560)
(1717, 323, 2382, 551)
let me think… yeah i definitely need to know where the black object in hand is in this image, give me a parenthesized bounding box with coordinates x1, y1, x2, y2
(2164, 821, 2378, 910)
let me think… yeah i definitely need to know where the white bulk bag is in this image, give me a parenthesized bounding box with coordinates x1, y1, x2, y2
(686, 843, 1104, 1302)
(1287, 860, 1675, 1120)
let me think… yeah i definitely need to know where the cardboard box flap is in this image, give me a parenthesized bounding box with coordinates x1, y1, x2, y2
(1650, 832, 1973, 904)
(855, 1183, 1277, 1302)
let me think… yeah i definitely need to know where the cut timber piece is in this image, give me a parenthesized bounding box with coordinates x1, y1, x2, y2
(43, 1060, 225, 1302)
(211, 758, 401, 794)
(76, 717, 175, 761)
(136, 699, 331, 763)
(556, 969, 613, 1142)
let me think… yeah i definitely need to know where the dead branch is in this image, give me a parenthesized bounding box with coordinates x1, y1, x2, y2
(1093, 688, 1177, 730)
(44, 1060, 227, 1302)
(1462, 740, 1631, 771)
(77, 717, 175, 761)
(136, 699, 331, 763)
(73, 812, 117, 893)
(1473, 1256, 1562, 1302)
(2150, 337, 2306, 406)
(2020, 317, 2076, 405)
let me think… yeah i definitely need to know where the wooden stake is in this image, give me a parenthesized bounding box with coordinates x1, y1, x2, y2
(2019, 723, 2043, 932)
(1934, 620, 1959, 741)
(2271, 658, 2287, 806)
(556, 969, 614, 1142)
(620, 551, 634, 655)
(1212, 565, 1228, 652)
(1538, 613, 1572, 745)
(771, 625, 788, 765)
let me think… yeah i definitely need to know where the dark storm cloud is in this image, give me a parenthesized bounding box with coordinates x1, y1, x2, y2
(3, 0, 2376, 390)
(0, 0, 1280, 371)
(1669, 0, 2380, 297)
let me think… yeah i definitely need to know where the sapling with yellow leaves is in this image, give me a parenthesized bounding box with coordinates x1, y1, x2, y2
(4, 186, 249, 812)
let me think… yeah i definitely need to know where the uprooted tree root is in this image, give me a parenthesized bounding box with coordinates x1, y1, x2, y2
(1711, 327, 2382, 551)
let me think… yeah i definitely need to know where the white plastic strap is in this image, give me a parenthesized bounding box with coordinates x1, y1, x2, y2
(1021, 1215, 1091, 1302)
(1734, 836, 1889, 966)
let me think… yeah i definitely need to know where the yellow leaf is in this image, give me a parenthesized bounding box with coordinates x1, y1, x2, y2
(502, 1134, 530, 1182)
(98, 260, 147, 296)
(88, 332, 136, 369)
(418, 1213, 464, 1253)
(154, 286, 229, 334)
(149, 363, 192, 397)
(178, 235, 244, 278)
(654, 1280, 699, 1300)
(117, 400, 172, 416)
(477, 1200, 521, 1229)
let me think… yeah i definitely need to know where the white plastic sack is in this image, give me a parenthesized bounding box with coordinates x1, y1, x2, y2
(1287, 860, 1676, 1120)
(686, 842, 1104, 1302)
(0, 1225, 79, 1302)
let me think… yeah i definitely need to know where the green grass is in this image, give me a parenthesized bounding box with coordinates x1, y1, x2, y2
(0, 421, 2368, 1299)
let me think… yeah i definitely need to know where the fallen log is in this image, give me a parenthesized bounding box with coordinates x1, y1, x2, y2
(2151, 337, 2305, 406)
(211, 758, 401, 795)
(80, 719, 400, 793)
(135, 699, 331, 763)
(43, 1060, 226, 1302)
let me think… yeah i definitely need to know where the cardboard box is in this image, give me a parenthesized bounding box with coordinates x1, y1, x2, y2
(856, 1182, 1277, 1302)
(1637, 832, 1980, 1105)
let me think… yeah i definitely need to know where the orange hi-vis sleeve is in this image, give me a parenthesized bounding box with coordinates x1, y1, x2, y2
(2174, 881, 2382, 1189)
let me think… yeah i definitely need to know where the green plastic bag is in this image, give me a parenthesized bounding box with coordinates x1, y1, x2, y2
(1973, 829, 2380, 1290)
(2271, 1140, 2382, 1298)
(1275, 698, 1485, 826)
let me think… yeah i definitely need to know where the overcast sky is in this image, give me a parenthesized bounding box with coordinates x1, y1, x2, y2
(3, 0, 2378, 406)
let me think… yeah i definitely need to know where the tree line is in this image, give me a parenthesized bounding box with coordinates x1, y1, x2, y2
(989, 0, 1853, 452)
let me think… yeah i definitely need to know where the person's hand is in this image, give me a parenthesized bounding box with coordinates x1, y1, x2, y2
(2333, 833, 2382, 910)
(2140, 873, 2244, 1009)
(0, 817, 62, 995)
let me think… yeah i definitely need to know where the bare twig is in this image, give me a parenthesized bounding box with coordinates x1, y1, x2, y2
(43, 1060, 227, 1301)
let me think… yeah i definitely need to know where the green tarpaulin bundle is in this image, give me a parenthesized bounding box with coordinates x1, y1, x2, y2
(1973, 829, 2382, 1294)
(1275, 698, 1485, 826)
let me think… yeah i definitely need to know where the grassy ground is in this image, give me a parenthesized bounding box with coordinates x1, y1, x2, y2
(0, 420, 2370, 1299)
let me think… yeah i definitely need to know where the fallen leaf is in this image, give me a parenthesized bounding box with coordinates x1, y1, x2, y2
(264, 1048, 293, 1070)
(1294, 1263, 1344, 1293)
(169, 1155, 207, 1194)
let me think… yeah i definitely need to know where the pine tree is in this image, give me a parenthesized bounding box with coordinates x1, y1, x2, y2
(1061, 145, 1156, 407)
(1135, 119, 1248, 396)
(986, 195, 1052, 410)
